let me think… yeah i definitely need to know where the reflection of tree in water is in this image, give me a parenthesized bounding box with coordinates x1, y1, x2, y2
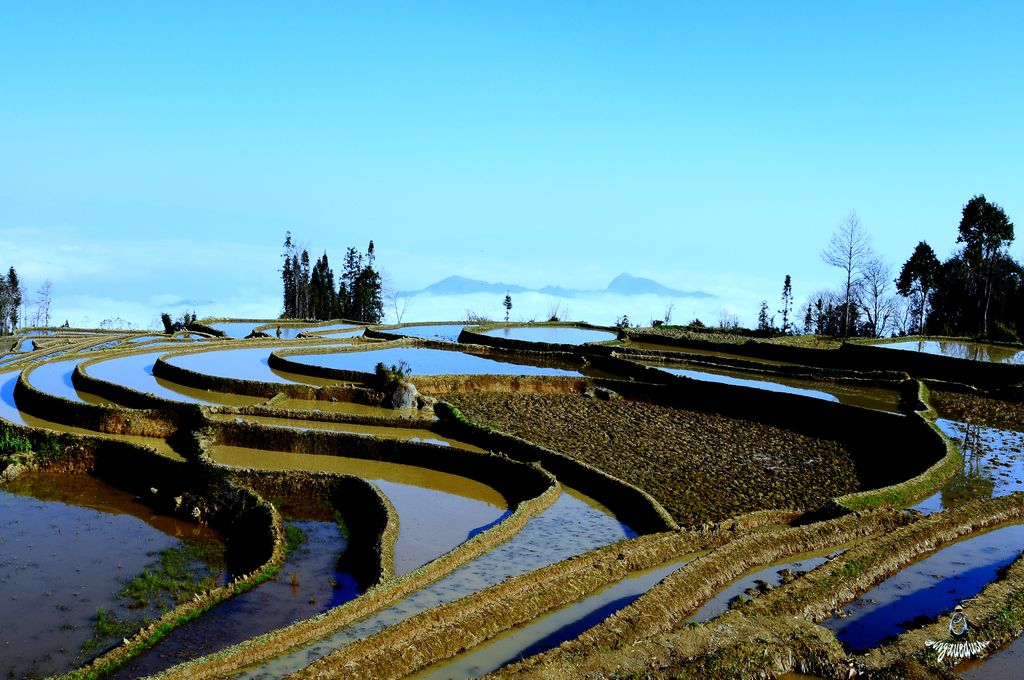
(941, 422, 996, 509)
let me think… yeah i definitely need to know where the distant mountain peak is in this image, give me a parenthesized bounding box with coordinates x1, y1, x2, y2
(402, 273, 713, 300)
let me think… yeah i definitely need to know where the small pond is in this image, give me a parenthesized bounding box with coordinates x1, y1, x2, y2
(480, 326, 617, 345)
(281, 346, 585, 377)
(821, 523, 1024, 653)
(879, 340, 1024, 365)
(0, 473, 225, 679)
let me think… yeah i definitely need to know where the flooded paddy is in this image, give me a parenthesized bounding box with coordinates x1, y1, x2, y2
(648, 363, 901, 411)
(480, 326, 617, 345)
(413, 556, 690, 680)
(236, 487, 633, 679)
(821, 523, 1024, 652)
(84, 350, 266, 406)
(879, 339, 1024, 365)
(208, 445, 508, 575)
(914, 392, 1024, 514)
(385, 324, 466, 343)
(913, 420, 1024, 514)
(0, 473, 225, 679)
(282, 346, 585, 377)
(206, 322, 265, 339)
(163, 345, 347, 385)
(207, 412, 480, 450)
(26, 358, 93, 403)
(113, 518, 359, 679)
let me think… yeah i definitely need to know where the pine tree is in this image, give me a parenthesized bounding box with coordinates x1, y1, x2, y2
(779, 274, 793, 335)
(503, 292, 513, 322)
(757, 300, 771, 333)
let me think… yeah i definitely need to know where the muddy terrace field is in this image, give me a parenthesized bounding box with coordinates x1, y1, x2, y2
(447, 392, 859, 525)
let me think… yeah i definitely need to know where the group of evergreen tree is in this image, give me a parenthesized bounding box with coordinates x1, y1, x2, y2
(897, 194, 1019, 341)
(0, 267, 23, 336)
(280, 232, 383, 323)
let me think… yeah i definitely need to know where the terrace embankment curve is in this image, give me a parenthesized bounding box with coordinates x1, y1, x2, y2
(295, 507, 909, 679)
(494, 492, 1024, 679)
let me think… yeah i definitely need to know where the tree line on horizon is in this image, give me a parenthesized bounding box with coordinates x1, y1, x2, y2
(279, 232, 384, 323)
(758, 194, 1019, 342)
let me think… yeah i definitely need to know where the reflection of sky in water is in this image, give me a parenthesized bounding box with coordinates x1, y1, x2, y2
(207, 322, 264, 339)
(659, 366, 838, 401)
(913, 420, 1024, 514)
(822, 524, 1024, 652)
(238, 489, 634, 679)
(649, 364, 902, 411)
(85, 351, 212, 404)
(881, 340, 1024, 365)
(0, 371, 29, 426)
(284, 346, 580, 377)
(25, 359, 86, 403)
(387, 324, 465, 343)
(481, 326, 617, 345)
(166, 345, 347, 384)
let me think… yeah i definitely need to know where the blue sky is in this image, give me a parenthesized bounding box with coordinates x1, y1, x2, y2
(1, 2, 1021, 327)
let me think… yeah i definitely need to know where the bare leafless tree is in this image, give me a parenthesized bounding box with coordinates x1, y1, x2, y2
(35, 279, 53, 327)
(822, 211, 874, 336)
(860, 257, 897, 338)
(381, 271, 410, 324)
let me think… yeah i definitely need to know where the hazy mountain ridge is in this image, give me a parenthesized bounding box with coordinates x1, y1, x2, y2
(403, 273, 713, 299)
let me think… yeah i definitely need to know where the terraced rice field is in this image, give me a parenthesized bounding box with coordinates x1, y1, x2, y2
(0, 322, 1022, 679)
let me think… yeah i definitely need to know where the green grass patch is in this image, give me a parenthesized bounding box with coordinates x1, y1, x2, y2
(284, 524, 307, 553)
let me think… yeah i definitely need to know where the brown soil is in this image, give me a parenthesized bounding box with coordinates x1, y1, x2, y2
(931, 390, 1024, 431)
(447, 392, 860, 526)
